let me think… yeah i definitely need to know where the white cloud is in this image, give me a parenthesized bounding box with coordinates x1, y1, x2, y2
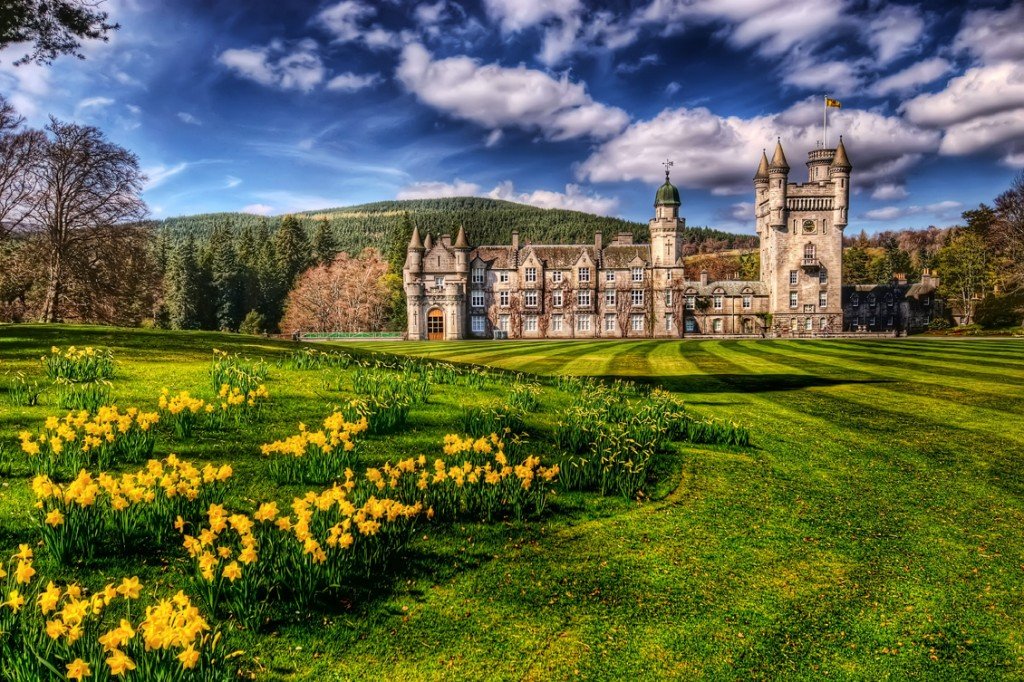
(938, 110, 1024, 157)
(482, 0, 581, 32)
(316, 1, 375, 42)
(397, 179, 482, 199)
(1002, 152, 1024, 168)
(484, 129, 503, 147)
(903, 62, 1024, 128)
(871, 183, 908, 201)
(397, 178, 619, 215)
(869, 57, 951, 96)
(577, 99, 940, 195)
(143, 162, 188, 190)
(325, 72, 381, 92)
(218, 39, 325, 93)
(665, 81, 681, 96)
(414, 1, 448, 26)
(225, 176, 242, 189)
(395, 43, 629, 141)
(242, 203, 275, 216)
(863, 200, 961, 222)
(75, 96, 114, 115)
(176, 111, 201, 125)
(782, 58, 864, 96)
(953, 3, 1024, 65)
(866, 4, 926, 66)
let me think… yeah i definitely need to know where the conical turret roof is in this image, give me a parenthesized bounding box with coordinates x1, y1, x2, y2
(831, 136, 852, 170)
(769, 139, 789, 171)
(754, 150, 770, 180)
(408, 224, 423, 250)
(423, 233, 433, 250)
(454, 225, 469, 249)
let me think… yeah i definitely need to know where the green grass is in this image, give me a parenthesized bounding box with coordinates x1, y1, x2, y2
(2, 325, 1024, 679)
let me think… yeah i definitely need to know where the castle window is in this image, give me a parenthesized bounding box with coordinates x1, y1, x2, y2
(605, 290, 616, 307)
(804, 244, 816, 259)
(578, 290, 591, 307)
(632, 267, 644, 282)
(606, 270, 616, 282)
(805, 317, 813, 331)
(852, 294, 859, 307)
(885, 293, 894, 307)
(819, 292, 827, 307)
(819, 270, 828, 284)
(499, 271, 509, 283)
(820, 317, 827, 331)
(525, 316, 537, 332)
(803, 304, 814, 313)
(742, 295, 752, 309)
(631, 289, 644, 306)
(577, 314, 591, 331)
(553, 290, 563, 307)
(525, 267, 537, 283)
(471, 316, 485, 333)
(578, 267, 591, 283)
(434, 276, 444, 288)
(685, 318, 696, 333)
(712, 318, 723, 333)
(499, 291, 509, 307)
(631, 314, 644, 331)
(713, 293, 723, 309)
(665, 290, 673, 306)
(789, 292, 798, 308)
(552, 270, 562, 283)
(789, 270, 798, 285)
(499, 315, 509, 331)
(665, 313, 673, 331)
(471, 267, 484, 284)
(604, 314, 616, 332)
(471, 291, 484, 307)
(686, 295, 695, 310)
(791, 318, 798, 332)
(525, 291, 538, 307)
(551, 315, 563, 332)
(868, 294, 876, 306)
(924, 296, 930, 307)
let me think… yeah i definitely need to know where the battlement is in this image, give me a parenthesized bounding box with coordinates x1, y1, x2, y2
(806, 148, 836, 163)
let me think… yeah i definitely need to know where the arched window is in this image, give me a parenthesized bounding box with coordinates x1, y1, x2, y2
(819, 317, 827, 331)
(805, 317, 813, 331)
(852, 294, 859, 307)
(712, 318, 723, 333)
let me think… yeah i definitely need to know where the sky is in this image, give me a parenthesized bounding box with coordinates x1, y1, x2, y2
(0, 0, 1021, 234)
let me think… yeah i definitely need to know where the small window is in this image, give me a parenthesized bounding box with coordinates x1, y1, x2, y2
(525, 291, 538, 307)
(631, 289, 644, 306)
(434, 276, 444, 288)
(499, 315, 509, 331)
(805, 317, 813, 331)
(605, 290, 616, 307)
(631, 314, 644, 331)
(499, 291, 509, 307)
(524, 316, 537, 332)
(552, 270, 562, 283)
(924, 296, 930, 307)
(789, 292, 798, 309)
(804, 244, 816, 259)
(868, 294, 876, 306)
(791, 318, 798, 332)
(551, 315, 563, 332)
(685, 318, 696, 332)
(498, 272, 509, 283)
(665, 313, 673, 330)
(665, 290, 673, 306)
(789, 270, 798, 285)
(886, 293, 894, 307)
(819, 317, 827, 331)
(553, 290, 563, 308)
(578, 267, 591, 283)
(819, 270, 828, 284)
(471, 316, 485, 333)
(471, 291, 484, 307)
(742, 295, 751, 309)
(525, 267, 537, 283)
(712, 318, 723, 333)
(685, 295, 695, 310)
(578, 290, 591, 307)
(471, 267, 484, 284)
(713, 293, 723, 310)
(803, 304, 814, 313)
(852, 294, 859, 307)
(576, 314, 591, 331)
(604, 314, 616, 331)
(631, 267, 643, 282)
(605, 270, 615, 282)
(819, 292, 827, 308)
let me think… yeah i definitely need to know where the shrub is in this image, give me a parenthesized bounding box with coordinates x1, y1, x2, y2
(239, 309, 266, 335)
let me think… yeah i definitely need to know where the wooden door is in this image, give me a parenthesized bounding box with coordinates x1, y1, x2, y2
(427, 309, 444, 340)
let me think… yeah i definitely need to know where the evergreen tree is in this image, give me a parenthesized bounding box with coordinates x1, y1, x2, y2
(311, 217, 336, 265)
(207, 222, 243, 330)
(234, 224, 262, 319)
(274, 215, 310, 286)
(164, 236, 203, 330)
(843, 246, 870, 284)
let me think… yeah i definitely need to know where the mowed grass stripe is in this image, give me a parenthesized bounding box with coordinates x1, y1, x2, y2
(836, 339, 1024, 373)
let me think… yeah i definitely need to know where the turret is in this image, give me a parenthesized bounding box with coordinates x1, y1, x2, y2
(768, 139, 789, 230)
(650, 167, 684, 267)
(423, 233, 433, 251)
(829, 136, 852, 229)
(454, 225, 470, 273)
(654, 167, 681, 221)
(404, 224, 424, 274)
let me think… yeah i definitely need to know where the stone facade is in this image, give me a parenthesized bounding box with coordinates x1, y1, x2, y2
(403, 139, 940, 340)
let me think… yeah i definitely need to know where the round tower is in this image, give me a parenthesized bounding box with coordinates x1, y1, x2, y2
(453, 225, 470, 274)
(768, 139, 789, 230)
(650, 167, 684, 267)
(404, 225, 424, 276)
(654, 168, 680, 221)
(829, 136, 852, 229)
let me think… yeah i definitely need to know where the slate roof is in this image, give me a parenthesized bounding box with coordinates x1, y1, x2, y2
(681, 280, 768, 296)
(602, 245, 651, 268)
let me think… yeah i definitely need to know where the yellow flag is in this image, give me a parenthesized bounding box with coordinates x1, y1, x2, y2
(825, 97, 842, 108)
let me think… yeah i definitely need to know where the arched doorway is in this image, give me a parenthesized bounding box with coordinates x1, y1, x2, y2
(427, 308, 444, 340)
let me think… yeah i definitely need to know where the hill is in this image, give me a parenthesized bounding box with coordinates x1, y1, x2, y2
(147, 197, 759, 254)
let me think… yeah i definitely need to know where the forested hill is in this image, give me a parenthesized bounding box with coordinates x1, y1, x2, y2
(147, 197, 758, 254)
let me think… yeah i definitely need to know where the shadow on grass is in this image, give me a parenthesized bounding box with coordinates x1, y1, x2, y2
(600, 373, 889, 394)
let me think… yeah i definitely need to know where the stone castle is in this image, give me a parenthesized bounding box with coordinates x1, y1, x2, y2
(403, 139, 941, 340)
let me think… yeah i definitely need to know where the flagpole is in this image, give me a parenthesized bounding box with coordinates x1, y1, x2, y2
(823, 95, 828, 147)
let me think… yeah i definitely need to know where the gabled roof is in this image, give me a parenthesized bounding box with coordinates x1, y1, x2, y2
(602, 245, 651, 268)
(683, 280, 768, 296)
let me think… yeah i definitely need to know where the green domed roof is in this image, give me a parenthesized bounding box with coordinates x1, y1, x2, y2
(655, 175, 680, 207)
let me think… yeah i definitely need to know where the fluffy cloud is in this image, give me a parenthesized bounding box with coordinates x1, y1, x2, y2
(325, 72, 381, 92)
(242, 204, 275, 216)
(481, 0, 581, 32)
(865, 4, 926, 66)
(395, 43, 629, 141)
(863, 200, 961, 222)
(397, 178, 619, 215)
(871, 183, 908, 201)
(577, 99, 940, 195)
(869, 57, 951, 96)
(953, 3, 1024, 65)
(316, 1, 375, 43)
(218, 39, 325, 93)
(782, 58, 865, 96)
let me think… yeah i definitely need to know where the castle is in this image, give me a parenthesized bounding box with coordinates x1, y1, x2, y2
(403, 139, 941, 340)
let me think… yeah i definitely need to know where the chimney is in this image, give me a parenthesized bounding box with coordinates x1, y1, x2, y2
(616, 231, 633, 245)
(894, 272, 907, 286)
(921, 268, 939, 287)
(700, 270, 709, 285)
(511, 230, 519, 251)
(595, 231, 602, 252)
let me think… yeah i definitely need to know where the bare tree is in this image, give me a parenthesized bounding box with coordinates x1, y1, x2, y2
(0, 96, 43, 241)
(993, 171, 1024, 293)
(29, 118, 147, 321)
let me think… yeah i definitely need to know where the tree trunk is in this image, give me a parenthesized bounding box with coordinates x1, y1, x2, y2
(40, 250, 63, 322)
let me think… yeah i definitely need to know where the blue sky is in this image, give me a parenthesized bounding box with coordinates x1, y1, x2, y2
(1, 0, 1021, 234)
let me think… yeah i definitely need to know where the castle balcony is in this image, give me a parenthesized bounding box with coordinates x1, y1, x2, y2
(801, 257, 820, 269)
(786, 197, 834, 211)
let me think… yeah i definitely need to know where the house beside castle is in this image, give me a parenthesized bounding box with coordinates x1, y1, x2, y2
(403, 139, 942, 340)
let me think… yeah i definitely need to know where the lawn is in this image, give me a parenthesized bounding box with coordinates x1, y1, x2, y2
(2, 326, 1023, 680)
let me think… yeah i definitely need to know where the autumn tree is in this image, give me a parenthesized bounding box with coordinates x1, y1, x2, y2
(936, 230, 988, 325)
(280, 248, 391, 334)
(29, 118, 146, 322)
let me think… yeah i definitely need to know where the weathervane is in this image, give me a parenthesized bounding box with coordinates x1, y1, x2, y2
(663, 159, 674, 181)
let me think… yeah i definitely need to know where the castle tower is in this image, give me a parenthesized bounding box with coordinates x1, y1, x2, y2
(454, 225, 470, 273)
(403, 225, 426, 339)
(756, 138, 851, 334)
(649, 165, 685, 267)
